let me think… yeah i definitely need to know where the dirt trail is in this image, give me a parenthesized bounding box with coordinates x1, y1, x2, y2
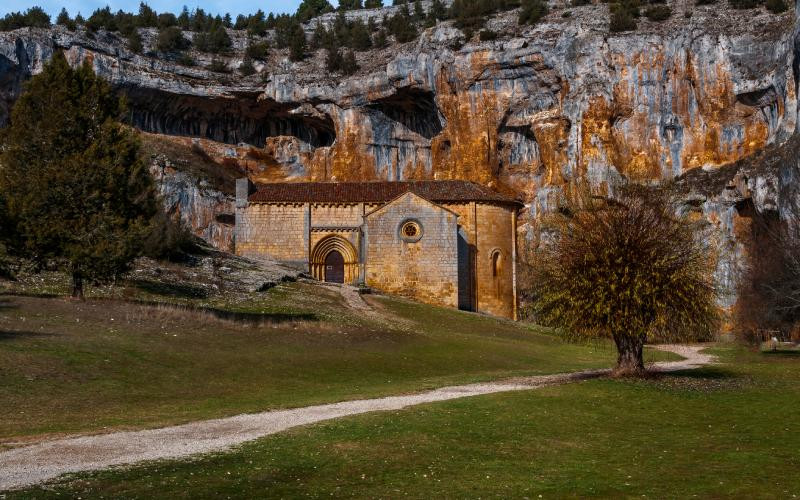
(0, 345, 714, 491)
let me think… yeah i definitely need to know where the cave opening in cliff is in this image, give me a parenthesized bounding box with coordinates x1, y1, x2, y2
(367, 88, 444, 139)
(119, 87, 336, 148)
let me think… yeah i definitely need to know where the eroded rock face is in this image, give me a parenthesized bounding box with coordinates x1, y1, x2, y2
(149, 154, 235, 251)
(0, 1, 797, 308)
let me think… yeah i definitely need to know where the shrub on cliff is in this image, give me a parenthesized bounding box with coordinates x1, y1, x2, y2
(385, 5, 419, 42)
(246, 40, 270, 60)
(524, 185, 717, 376)
(519, 0, 549, 25)
(194, 22, 232, 53)
(157, 26, 190, 52)
(765, 0, 788, 13)
(128, 30, 144, 53)
(239, 56, 256, 76)
(609, 1, 638, 32)
(0, 7, 51, 31)
(0, 52, 158, 299)
(296, 0, 335, 22)
(645, 4, 672, 20)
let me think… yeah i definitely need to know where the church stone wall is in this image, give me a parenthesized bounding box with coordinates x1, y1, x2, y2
(235, 203, 308, 267)
(444, 202, 516, 319)
(310, 203, 364, 227)
(365, 193, 459, 308)
(474, 204, 515, 319)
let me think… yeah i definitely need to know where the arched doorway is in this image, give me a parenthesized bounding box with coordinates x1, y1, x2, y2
(310, 235, 359, 284)
(324, 250, 345, 283)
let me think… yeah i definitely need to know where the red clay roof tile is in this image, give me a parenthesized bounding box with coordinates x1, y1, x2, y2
(248, 180, 522, 206)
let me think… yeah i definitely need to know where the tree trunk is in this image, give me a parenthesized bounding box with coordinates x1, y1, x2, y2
(71, 271, 84, 300)
(612, 333, 647, 376)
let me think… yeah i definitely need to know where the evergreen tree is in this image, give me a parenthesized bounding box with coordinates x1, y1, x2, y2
(413, 0, 425, 20)
(339, 0, 364, 9)
(56, 8, 76, 30)
(56, 8, 70, 26)
(136, 2, 158, 27)
(428, 0, 447, 20)
(157, 26, 189, 52)
(341, 49, 358, 74)
(177, 6, 191, 28)
(289, 24, 307, 61)
(128, 29, 144, 53)
(349, 19, 372, 50)
(365, 0, 384, 7)
(296, 0, 334, 22)
(0, 52, 157, 299)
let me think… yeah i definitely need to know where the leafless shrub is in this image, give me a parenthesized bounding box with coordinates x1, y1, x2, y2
(523, 184, 718, 375)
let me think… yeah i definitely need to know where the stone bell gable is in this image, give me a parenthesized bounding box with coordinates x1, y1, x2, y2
(364, 192, 460, 308)
(234, 179, 521, 319)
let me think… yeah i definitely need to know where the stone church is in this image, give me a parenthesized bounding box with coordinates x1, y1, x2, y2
(234, 180, 522, 319)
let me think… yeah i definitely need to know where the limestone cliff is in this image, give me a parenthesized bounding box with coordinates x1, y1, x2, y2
(0, 0, 797, 306)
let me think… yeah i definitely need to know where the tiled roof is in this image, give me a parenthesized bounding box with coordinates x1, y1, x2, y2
(248, 180, 522, 206)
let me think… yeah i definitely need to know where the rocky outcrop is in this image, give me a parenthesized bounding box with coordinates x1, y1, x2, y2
(674, 135, 800, 308)
(0, 0, 797, 308)
(148, 154, 235, 251)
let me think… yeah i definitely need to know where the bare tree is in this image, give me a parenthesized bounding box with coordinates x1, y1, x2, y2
(524, 185, 718, 376)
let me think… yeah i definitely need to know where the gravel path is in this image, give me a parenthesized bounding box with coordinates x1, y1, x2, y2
(0, 344, 714, 491)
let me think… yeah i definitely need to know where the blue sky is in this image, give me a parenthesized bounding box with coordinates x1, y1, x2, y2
(1, 0, 305, 19)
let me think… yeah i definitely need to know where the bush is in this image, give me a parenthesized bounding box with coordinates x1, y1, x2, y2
(194, 23, 231, 54)
(142, 211, 199, 262)
(0, 7, 51, 31)
(765, 0, 788, 13)
(519, 0, 549, 24)
(206, 59, 230, 73)
(645, 4, 672, 20)
(127, 30, 144, 53)
(245, 40, 270, 60)
(177, 52, 196, 66)
(385, 6, 419, 43)
(729, 0, 760, 8)
(610, 2, 638, 32)
(479, 29, 498, 40)
(157, 26, 189, 52)
(239, 57, 256, 76)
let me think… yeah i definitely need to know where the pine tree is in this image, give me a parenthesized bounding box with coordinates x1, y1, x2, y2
(0, 52, 157, 299)
(128, 29, 144, 53)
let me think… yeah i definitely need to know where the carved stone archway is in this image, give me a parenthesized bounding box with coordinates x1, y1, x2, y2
(310, 235, 359, 284)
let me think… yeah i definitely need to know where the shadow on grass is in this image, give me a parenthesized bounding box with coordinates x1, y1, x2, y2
(761, 350, 800, 357)
(659, 365, 738, 380)
(117, 298, 319, 324)
(0, 298, 19, 310)
(132, 279, 209, 299)
(0, 330, 54, 341)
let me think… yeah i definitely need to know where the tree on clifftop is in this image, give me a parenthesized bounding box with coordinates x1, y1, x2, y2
(0, 52, 157, 299)
(525, 185, 718, 375)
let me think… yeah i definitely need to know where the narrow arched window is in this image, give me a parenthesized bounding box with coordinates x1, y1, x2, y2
(491, 250, 502, 278)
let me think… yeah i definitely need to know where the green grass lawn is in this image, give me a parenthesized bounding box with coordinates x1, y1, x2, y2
(12, 347, 798, 498)
(0, 282, 656, 443)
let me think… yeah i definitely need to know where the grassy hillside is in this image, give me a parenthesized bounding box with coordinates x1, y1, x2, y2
(13, 348, 799, 498)
(0, 279, 651, 443)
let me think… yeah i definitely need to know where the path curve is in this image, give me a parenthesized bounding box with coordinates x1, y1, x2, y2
(0, 344, 714, 491)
